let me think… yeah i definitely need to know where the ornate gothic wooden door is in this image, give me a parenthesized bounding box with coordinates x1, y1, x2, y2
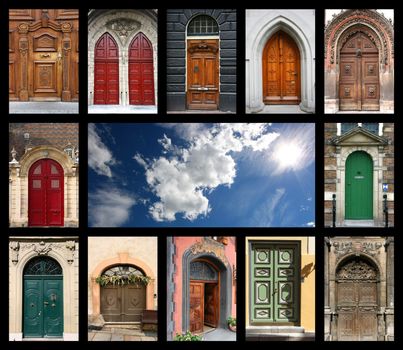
(94, 32, 119, 104)
(100, 265, 146, 322)
(189, 282, 204, 333)
(263, 31, 300, 105)
(336, 259, 378, 341)
(9, 9, 79, 102)
(204, 283, 218, 327)
(339, 31, 380, 111)
(28, 159, 64, 227)
(345, 151, 373, 220)
(129, 32, 155, 105)
(23, 257, 63, 338)
(187, 39, 219, 110)
(251, 242, 300, 323)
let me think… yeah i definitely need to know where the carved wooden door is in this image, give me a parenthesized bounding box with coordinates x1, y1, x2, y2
(336, 259, 378, 341)
(9, 9, 79, 102)
(204, 283, 218, 327)
(339, 31, 380, 111)
(251, 242, 300, 323)
(129, 32, 155, 105)
(101, 284, 146, 322)
(263, 31, 300, 105)
(189, 282, 204, 333)
(94, 32, 119, 104)
(28, 159, 64, 227)
(187, 39, 219, 110)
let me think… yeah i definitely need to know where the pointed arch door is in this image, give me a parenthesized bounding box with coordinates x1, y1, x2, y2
(129, 32, 155, 105)
(94, 32, 119, 104)
(339, 31, 380, 111)
(28, 159, 64, 226)
(263, 31, 301, 104)
(345, 151, 373, 220)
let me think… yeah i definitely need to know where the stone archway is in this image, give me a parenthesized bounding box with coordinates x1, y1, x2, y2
(182, 247, 232, 332)
(325, 10, 394, 113)
(247, 16, 315, 113)
(90, 253, 156, 318)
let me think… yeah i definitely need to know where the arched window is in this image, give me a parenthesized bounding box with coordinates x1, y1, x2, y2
(187, 15, 219, 36)
(24, 256, 62, 275)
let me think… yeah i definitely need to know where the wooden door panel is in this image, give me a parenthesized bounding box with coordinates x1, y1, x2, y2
(190, 282, 204, 333)
(101, 285, 121, 322)
(123, 285, 146, 322)
(33, 62, 58, 94)
(204, 283, 218, 327)
(358, 312, 377, 341)
(43, 279, 63, 337)
(263, 31, 300, 104)
(24, 280, 43, 337)
(338, 311, 356, 341)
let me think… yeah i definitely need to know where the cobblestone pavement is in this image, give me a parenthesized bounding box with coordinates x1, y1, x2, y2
(88, 326, 157, 341)
(202, 328, 236, 341)
(260, 105, 309, 114)
(10, 102, 79, 114)
(88, 105, 157, 114)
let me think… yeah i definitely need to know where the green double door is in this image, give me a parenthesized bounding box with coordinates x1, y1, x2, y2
(251, 242, 300, 323)
(345, 151, 373, 219)
(23, 276, 63, 338)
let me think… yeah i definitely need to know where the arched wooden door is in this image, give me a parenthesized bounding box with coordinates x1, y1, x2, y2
(263, 31, 300, 105)
(336, 258, 379, 341)
(28, 159, 64, 226)
(94, 33, 119, 104)
(345, 151, 373, 220)
(128, 32, 155, 105)
(100, 265, 146, 322)
(189, 260, 219, 333)
(23, 257, 63, 338)
(339, 31, 380, 111)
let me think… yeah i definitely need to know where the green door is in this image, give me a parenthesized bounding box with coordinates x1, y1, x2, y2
(345, 151, 373, 219)
(23, 257, 63, 338)
(250, 242, 300, 324)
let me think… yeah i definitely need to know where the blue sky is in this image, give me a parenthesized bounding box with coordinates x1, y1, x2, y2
(88, 123, 315, 227)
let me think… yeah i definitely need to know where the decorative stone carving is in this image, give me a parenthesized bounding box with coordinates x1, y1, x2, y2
(34, 241, 52, 255)
(9, 241, 20, 264)
(106, 18, 141, 44)
(190, 237, 228, 266)
(337, 260, 377, 280)
(65, 241, 76, 264)
(333, 241, 353, 257)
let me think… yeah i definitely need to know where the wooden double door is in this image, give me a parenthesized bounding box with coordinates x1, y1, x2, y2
(101, 284, 146, 322)
(336, 259, 379, 341)
(187, 39, 219, 110)
(94, 32, 155, 105)
(250, 242, 300, 323)
(9, 9, 79, 102)
(263, 31, 300, 105)
(28, 159, 64, 227)
(339, 31, 380, 111)
(189, 281, 219, 333)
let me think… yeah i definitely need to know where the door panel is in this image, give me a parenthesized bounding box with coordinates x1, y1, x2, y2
(29, 159, 64, 226)
(187, 39, 219, 110)
(189, 282, 204, 333)
(94, 33, 119, 104)
(263, 31, 300, 104)
(129, 32, 155, 105)
(251, 242, 300, 324)
(339, 31, 379, 111)
(101, 285, 121, 322)
(43, 280, 63, 337)
(23, 280, 43, 337)
(204, 283, 218, 327)
(345, 151, 373, 220)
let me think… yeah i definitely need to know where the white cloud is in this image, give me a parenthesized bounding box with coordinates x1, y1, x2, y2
(135, 123, 280, 222)
(88, 124, 116, 177)
(250, 188, 287, 227)
(89, 187, 136, 227)
(306, 221, 315, 227)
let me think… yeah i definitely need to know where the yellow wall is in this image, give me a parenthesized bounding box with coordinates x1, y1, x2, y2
(245, 236, 315, 332)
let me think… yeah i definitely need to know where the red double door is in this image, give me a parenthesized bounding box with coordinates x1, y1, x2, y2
(29, 159, 64, 227)
(94, 32, 155, 105)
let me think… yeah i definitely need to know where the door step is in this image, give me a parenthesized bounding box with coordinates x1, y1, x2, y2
(343, 220, 375, 227)
(247, 326, 305, 334)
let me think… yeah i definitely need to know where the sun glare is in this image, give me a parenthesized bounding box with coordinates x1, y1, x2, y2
(274, 142, 302, 168)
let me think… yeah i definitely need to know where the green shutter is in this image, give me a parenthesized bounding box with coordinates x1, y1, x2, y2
(345, 151, 373, 219)
(250, 242, 300, 324)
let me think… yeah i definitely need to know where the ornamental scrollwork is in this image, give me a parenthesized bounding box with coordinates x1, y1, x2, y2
(337, 260, 377, 280)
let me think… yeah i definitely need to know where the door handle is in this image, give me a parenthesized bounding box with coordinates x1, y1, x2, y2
(197, 87, 208, 91)
(39, 311, 41, 316)
(40, 53, 50, 58)
(44, 301, 49, 305)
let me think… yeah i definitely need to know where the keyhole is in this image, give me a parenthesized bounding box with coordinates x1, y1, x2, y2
(194, 66, 199, 73)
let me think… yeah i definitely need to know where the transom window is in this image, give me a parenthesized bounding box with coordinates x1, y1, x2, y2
(24, 257, 62, 275)
(102, 265, 144, 277)
(187, 15, 219, 36)
(341, 123, 379, 135)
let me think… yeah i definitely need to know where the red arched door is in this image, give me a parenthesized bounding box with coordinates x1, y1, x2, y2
(29, 159, 64, 226)
(128, 32, 155, 105)
(94, 33, 119, 104)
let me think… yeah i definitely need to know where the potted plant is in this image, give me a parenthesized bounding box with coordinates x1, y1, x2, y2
(227, 316, 236, 332)
(174, 330, 202, 341)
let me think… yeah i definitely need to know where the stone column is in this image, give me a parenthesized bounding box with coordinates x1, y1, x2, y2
(61, 22, 72, 101)
(324, 237, 331, 340)
(18, 23, 29, 101)
(385, 237, 394, 340)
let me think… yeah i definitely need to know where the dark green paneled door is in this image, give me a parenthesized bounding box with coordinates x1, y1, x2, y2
(23, 257, 63, 338)
(250, 242, 300, 324)
(345, 151, 373, 219)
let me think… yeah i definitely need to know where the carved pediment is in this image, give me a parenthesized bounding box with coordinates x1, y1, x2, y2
(332, 127, 388, 147)
(337, 259, 377, 280)
(106, 18, 141, 44)
(33, 33, 57, 52)
(188, 41, 218, 54)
